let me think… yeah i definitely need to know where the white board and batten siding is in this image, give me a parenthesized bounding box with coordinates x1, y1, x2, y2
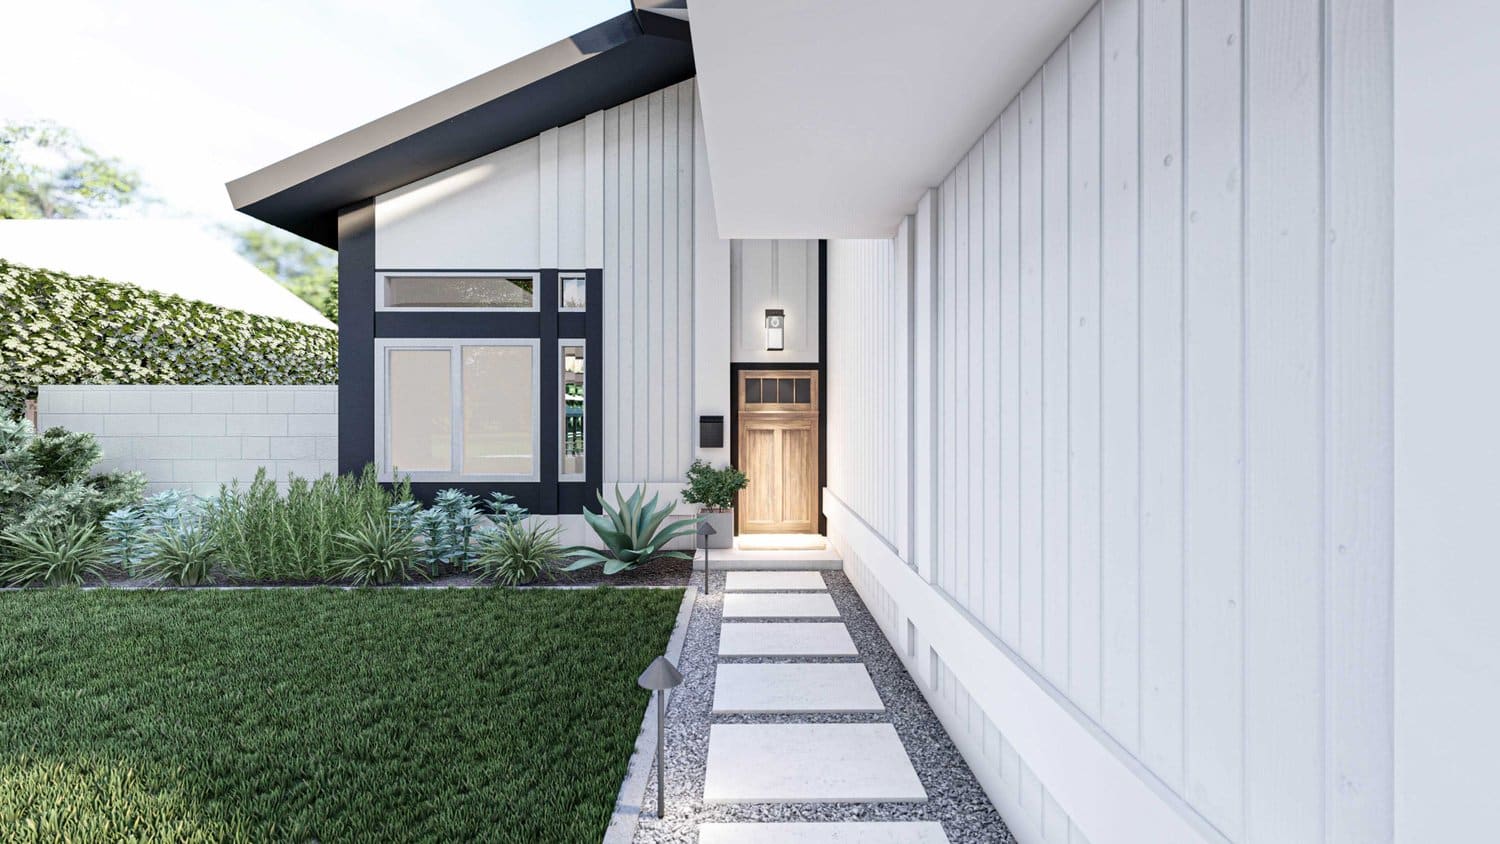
(730, 239, 820, 363)
(371, 79, 700, 493)
(824, 1, 1393, 842)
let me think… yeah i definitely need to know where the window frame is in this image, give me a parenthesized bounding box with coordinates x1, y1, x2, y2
(374, 337, 541, 483)
(558, 338, 586, 481)
(375, 271, 542, 313)
(558, 273, 588, 313)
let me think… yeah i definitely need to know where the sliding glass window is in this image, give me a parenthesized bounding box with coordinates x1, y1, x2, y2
(376, 339, 539, 482)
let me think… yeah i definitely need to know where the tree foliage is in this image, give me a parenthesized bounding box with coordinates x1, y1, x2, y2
(230, 224, 338, 323)
(0, 121, 145, 219)
(0, 259, 336, 418)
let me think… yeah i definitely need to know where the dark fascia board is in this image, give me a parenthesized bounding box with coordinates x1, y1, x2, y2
(227, 11, 693, 247)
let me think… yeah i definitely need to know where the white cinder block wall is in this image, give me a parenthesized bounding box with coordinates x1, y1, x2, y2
(825, 1, 1393, 842)
(37, 385, 338, 495)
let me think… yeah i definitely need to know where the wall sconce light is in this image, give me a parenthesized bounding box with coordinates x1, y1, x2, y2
(765, 308, 785, 351)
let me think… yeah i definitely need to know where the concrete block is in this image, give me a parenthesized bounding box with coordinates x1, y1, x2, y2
(189, 436, 242, 459)
(241, 436, 270, 459)
(265, 391, 295, 413)
(272, 459, 325, 482)
(40, 413, 104, 434)
(225, 414, 287, 436)
(231, 390, 268, 413)
(94, 436, 135, 461)
(133, 460, 175, 482)
(703, 724, 926, 804)
(108, 390, 153, 413)
(270, 436, 316, 460)
(135, 436, 194, 459)
(293, 390, 337, 414)
(159, 414, 226, 436)
(191, 390, 235, 413)
(102, 415, 159, 436)
(42, 389, 83, 414)
(215, 460, 272, 485)
(81, 391, 111, 413)
(314, 436, 339, 460)
(149, 390, 193, 413)
(171, 459, 217, 482)
(288, 413, 336, 436)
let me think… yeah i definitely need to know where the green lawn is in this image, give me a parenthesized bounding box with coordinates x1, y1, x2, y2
(0, 587, 683, 843)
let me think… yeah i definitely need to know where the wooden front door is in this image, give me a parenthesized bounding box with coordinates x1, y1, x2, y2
(737, 370, 819, 533)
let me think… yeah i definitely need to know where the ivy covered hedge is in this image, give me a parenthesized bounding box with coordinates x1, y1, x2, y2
(0, 259, 336, 417)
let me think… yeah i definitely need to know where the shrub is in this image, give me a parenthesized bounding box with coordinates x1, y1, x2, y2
(485, 491, 529, 529)
(473, 520, 563, 586)
(417, 489, 482, 573)
(0, 521, 107, 587)
(102, 490, 200, 570)
(334, 515, 424, 586)
(204, 466, 411, 582)
(0, 259, 336, 419)
(136, 521, 217, 586)
(0, 417, 144, 536)
(564, 485, 698, 575)
(681, 459, 749, 511)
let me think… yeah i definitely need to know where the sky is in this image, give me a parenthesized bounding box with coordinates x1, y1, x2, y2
(1, 0, 624, 234)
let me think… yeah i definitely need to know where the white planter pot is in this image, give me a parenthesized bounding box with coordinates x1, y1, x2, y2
(699, 509, 734, 549)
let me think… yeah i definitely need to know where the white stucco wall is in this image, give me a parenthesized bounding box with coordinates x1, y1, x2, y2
(37, 385, 338, 495)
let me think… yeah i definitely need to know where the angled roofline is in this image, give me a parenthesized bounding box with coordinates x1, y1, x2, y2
(227, 11, 693, 247)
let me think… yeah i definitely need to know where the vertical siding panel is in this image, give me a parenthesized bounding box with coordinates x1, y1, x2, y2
(1041, 45, 1071, 689)
(539, 127, 559, 268)
(967, 143, 984, 619)
(1018, 75, 1045, 664)
(603, 106, 621, 482)
(678, 81, 696, 477)
(585, 111, 604, 269)
(983, 120, 1003, 635)
(661, 85, 680, 474)
(1182, 0, 1245, 833)
(1325, 2, 1394, 839)
(1139, 0, 1186, 790)
(648, 93, 664, 479)
(941, 172, 957, 595)
(956, 148, 972, 610)
(1100, 0, 1143, 753)
(617, 101, 635, 484)
(633, 97, 650, 480)
(1000, 102, 1024, 649)
(1244, 0, 1326, 839)
(1068, 7, 1104, 720)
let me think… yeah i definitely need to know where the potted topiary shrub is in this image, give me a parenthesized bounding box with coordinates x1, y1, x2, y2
(681, 460, 746, 550)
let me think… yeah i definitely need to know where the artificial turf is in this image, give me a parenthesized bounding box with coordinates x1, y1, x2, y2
(0, 586, 685, 842)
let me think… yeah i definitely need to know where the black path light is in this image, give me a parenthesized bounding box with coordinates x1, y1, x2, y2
(637, 655, 683, 819)
(696, 520, 717, 594)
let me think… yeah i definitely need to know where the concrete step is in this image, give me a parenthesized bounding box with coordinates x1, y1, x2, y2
(724, 571, 827, 592)
(703, 723, 928, 804)
(695, 547, 842, 571)
(713, 663, 884, 714)
(698, 822, 949, 843)
(718, 622, 859, 657)
(723, 593, 841, 620)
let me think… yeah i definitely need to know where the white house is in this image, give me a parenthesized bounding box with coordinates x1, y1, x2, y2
(222, 1, 1497, 841)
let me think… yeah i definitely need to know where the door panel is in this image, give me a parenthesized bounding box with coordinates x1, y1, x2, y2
(737, 369, 819, 533)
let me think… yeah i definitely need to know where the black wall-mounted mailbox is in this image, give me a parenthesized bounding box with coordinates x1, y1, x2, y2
(699, 415, 725, 449)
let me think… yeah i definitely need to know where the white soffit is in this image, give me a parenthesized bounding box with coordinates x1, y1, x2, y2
(690, 0, 1095, 238)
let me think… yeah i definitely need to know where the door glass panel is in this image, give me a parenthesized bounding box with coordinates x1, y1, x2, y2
(795, 378, 812, 403)
(778, 378, 795, 403)
(387, 349, 452, 472)
(745, 378, 762, 404)
(561, 344, 585, 478)
(461, 345, 534, 475)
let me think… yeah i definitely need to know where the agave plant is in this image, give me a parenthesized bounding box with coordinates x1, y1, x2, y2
(564, 485, 699, 574)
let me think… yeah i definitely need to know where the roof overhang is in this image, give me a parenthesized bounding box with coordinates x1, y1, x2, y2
(690, 0, 1095, 238)
(227, 11, 693, 247)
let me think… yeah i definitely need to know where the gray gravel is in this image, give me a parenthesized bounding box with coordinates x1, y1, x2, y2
(632, 569, 1014, 844)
